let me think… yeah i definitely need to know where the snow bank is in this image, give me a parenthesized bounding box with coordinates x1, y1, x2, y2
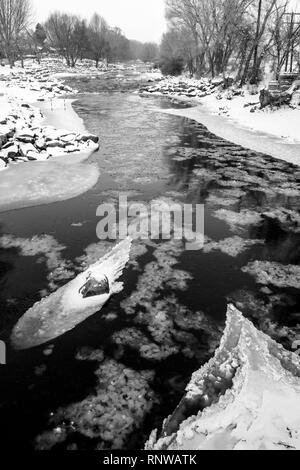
(202, 91, 300, 144)
(140, 76, 300, 165)
(160, 103, 300, 166)
(0, 64, 101, 212)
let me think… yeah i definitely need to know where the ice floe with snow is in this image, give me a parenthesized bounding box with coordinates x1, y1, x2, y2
(147, 305, 300, 450)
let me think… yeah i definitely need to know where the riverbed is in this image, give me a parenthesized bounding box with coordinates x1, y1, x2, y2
(0, 72, 299, 450)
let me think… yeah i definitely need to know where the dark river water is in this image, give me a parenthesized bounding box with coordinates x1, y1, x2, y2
(0, 71, 299, 450)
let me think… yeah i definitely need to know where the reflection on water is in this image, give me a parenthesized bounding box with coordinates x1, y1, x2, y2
(0, 76, 299, 450)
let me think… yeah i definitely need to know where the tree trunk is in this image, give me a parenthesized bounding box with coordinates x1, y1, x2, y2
(252, 0, 263, 81)
(208, 52, 215, 78)
(240, 46, 255, 86)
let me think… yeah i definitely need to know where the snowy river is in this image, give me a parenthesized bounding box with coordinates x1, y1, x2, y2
(0, 72, 299, 449)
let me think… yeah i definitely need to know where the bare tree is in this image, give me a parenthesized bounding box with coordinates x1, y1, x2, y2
(239, 0, 279, 84)
(140, 42, 159, 63)
(45, 12, 86, 67)
(107, 27, 131, 63)
(87, 13, 109, 67)
(0, 0, 32, 66)
(164, 0, 296, 84)
(166, 0, 255, 77)
(270, 2, 300, 78)
(160, 26, 198, 75)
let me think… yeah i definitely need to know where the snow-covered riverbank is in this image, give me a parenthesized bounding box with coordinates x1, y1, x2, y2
(140, 76, 300, 165)
(202, 90, 300, 144)
(0, 63, 101, 212)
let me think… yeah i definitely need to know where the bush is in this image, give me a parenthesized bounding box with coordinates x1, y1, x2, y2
(159, 56, 185, 76)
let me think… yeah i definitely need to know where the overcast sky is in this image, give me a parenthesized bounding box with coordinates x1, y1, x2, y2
(32, 0, 167, 43)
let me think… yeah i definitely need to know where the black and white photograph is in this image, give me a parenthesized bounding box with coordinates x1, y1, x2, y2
(0, 0, 300, 454)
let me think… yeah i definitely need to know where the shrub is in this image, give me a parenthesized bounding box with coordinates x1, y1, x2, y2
(159, 56, 185, 76)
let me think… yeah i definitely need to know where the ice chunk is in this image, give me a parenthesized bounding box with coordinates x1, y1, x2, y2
(0, 153, 99, 212)
(242, 261, 300, 289)
(11, 238, 132, 350)
(147, 305, 300, 450)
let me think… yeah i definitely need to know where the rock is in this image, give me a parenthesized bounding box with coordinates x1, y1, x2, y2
(19, 143, 37, 157)
(35, 138, 47, 150)
(223, 77, 234, 89)
(27, 150, 42, 161)
(0, 125, 14, 147)
(46, 140, 66, 148)
(0, 158, 7, 171)
(79, 275, 110, 298)
(211, 78, 224, 87)
(15, 129, 35, 143)
(260, 88, 291, 108)
(79, 134, 99, 143)
(5, 144, 20, 160)
(60, 134, 76, 143)
(85, 139, 100, 151)
(65, 144, 80, 153)
(291, 90, 300, 106)
(16, 136, 34, 144)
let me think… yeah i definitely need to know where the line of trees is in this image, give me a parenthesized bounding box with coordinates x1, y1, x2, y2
(43, 12, 135, 67)
(0, 1, 159, 67)
(160, 0, 300, 83)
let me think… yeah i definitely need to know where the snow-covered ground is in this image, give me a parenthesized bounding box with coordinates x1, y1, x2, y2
(140, 76, 300, 166)
(160, 104, 300, 166)
(0, 62, 101, 212)
(202, 90, 300, 144)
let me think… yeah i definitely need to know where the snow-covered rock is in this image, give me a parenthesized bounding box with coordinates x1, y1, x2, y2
(0, 158, 7, 171)
(147, 305, 300, 450)
(139, 76, 221, 100)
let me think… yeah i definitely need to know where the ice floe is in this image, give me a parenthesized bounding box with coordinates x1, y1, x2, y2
(11, 238, 132, 349)
(146, 305, 300, 450)
(242, 261, 300, 289)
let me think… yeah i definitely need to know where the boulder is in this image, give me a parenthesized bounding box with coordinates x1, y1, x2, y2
(0, 158, 7, 170)
(259, 88, 291, 108)
(79, 134, 99, 143)
(64, 144, 80, 153)
(85, 140, 100, 151)
(35, 138, 47, 150)
(0, 125, 14, 147)
(19, 143, 37, 157)
(291, 90, 300, 106)
(46, 140, 66, 148)
(15, 129, 35, 143)
(6, 144, 20, 160)
(60, 134, 76, 143)
(27, 150, 42, 161)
